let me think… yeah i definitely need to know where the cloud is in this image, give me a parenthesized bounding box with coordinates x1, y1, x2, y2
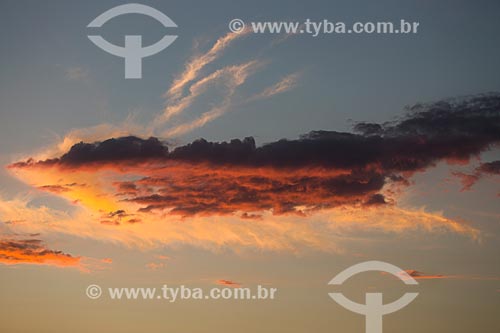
(151, 30, 301, 138)
(162, 103, 230, 138)
(58, 136, 168, 166)
(30, 31, 297, 164)
(0, 237, 81, 268)
(156, 254, 170, 260)
(0, 194, 477, 254)
(159, 60, 263, 137)
(400, 270, 500, 281)
(37, 185, 71, 194)
(477, 160, 500, 174)
(247, 72, 301, 102)
(403, 270, 446, 280)
(6, 94, 499, 252)
(166, 31, 248, 101)
(0, 223, 111, 271)
(216, 279, 241, 287)
(453, 160, 500, 191)
(9, 94, 500, 221)
(154, 32, 251, 129)
(22, 116, 153, 163)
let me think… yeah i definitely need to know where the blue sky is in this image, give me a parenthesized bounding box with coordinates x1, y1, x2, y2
(2, 0, 500, 150)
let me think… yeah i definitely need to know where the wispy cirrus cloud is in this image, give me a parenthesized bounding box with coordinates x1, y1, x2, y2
(247, 71, 301, 102)
(0, 197, 478, 255)
(165, 31, 249, 101)
(152, 30, 300, 138)
(154, 31, 251, 128)
(159, 60, 263, 137)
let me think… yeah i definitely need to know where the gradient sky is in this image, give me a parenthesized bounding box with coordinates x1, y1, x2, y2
(1, 1, 499, 332)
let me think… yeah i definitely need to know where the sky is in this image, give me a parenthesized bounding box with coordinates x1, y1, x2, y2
(0, 0, 499, 332)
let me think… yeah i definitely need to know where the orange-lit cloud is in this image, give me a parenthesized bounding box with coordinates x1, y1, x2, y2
(0, 192, 479, 255)
(403, 270, 446, 280)
(156, 254, 170, 260)
(4, 93, 499, 254)
(399, 270, 500, 281)
(216, 279, 241, 288)
(11, 92, 500, 220)
(0, 238, 81, 268)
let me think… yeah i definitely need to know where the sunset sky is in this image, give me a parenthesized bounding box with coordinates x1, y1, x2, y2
(1, 1, 499, 332)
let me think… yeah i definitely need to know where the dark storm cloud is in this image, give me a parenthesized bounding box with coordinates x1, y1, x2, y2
(10, 136, 169, 168)
(12, 93, 500, 171)
(60, 136, 168, 165)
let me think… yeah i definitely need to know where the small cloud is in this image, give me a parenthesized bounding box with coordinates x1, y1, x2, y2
(0, 237, 81, 268)
(0, 236, 108, 272)
(403, 270, 446, 280)
(156, 255, 170, 260)
(453, 160, 500, 191)
(248, 72, 301, 102)
(240, 212, 262, 220)
(100, 220, 120, 226)
(216, 279, 241, 288)
(37, 185, 70, 194)
(399, 269, 500, 281)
